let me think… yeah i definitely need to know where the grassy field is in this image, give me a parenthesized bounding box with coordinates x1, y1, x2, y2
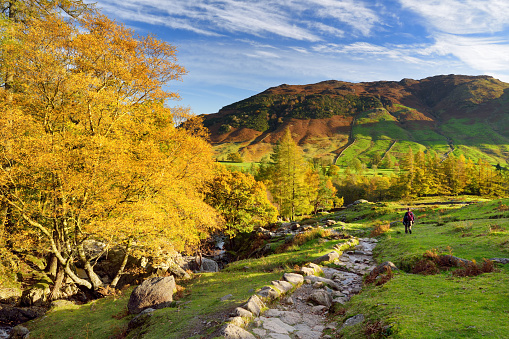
(22, 197, 509, 338)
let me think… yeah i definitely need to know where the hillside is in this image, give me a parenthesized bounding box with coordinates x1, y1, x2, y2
(202, 75, 509, 165)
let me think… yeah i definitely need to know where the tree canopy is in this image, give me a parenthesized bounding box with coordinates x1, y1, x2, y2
(0, 9, 221, 291)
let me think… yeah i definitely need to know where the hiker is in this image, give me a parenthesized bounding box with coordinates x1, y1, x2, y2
(403, 208, 415, 234)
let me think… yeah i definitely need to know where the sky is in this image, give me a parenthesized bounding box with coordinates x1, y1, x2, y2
(89, 0, 509, 115)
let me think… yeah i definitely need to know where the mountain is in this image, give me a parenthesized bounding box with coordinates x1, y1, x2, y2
(202, 75, 509, 166)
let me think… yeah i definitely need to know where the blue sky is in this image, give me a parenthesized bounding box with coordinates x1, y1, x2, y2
(89, 0, 509, 115)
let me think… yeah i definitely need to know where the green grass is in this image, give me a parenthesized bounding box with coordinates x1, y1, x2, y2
(333, 197, 509, 338)
(22, 197, 509, 339)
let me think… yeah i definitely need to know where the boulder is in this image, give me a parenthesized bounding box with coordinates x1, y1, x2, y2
(182, 257, 219, 273)
(308, 290, 332, 308)
(231, 307, 253, 319)
(9, 325, 29, 339)
(271, 280, 293, 293)
(0, 304, 45, 326)
(341, 314, 365, 328)
(257, 286, 280, 300)
(283, 273, 304, 285)
(220, 323, 256, 339)
(0, 288, 22, 304)
(313, 251, 340, 264)
(243, 295, 265, 316)
(127, 276, 175, 314)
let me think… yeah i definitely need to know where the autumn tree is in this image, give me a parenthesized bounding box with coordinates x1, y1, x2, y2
(203, 166, 277, 244)
(266, 129, 313, 220)
(0, 11, 221, 293)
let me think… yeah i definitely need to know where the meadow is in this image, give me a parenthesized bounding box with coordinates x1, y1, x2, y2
(23, 197, 509, 338)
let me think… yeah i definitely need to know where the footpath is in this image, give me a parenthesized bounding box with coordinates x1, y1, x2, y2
(221, 237, 378, 339)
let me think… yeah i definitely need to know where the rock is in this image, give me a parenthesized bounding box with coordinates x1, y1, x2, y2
(232, 307, 253, 318)
(324, 220, 337, 226)
(221, 294, 233, 301)
(244, 295, 265, 316)
(261, 317, 295, 334)
(229, 316, 248, 328)
(0, 288, 22, 304)
(353, 199, 369, 205)
(257, 286, 280, 300)
(271, 280, 293, 293)
(21, 284, 51, 306)
(303, 276, 341, 291)
(313, 282, 325, 289)
(127, 276, 175, 314)
(313, 251, 340, 264)
(312, 305, 328, 313)
(182, 256, 219, 272)
(490, 258, 509, 264)
(128, 308, 155, 330)
(341, 314, 365, 328)
(220, 323, 256, 339)
(308, 290, 332, 308)
(0, 304, 45, 326)
(9, 325, 29, 339)
(300, 267, 315, 276)
(283, 273, 304, 285)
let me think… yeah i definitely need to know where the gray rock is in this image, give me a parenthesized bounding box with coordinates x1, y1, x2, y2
(313, 251, 340, 264)
(232, 307, 253, 319)
(257, 286, 280, 300)
(308, 290, 332, 308)
(283, 273, 304, 285)
(244, 295, 265, 316)
(229, 316, 248, 328)
(127, 276, 175, 314)
(272, 280, 294, 293)
(303, 276, 340, 291)
(341, 314, 365, 328)
(261, 317, 295, 334)
(490, 258, 509, 264)
(0, 304, 45, 326)
(9, 325, 29, 339)
(221, 294, 233, 301)
(220, 323, 256, 339)
(182, 256, 219, 272)
(353, 199, 369, 205)
(128, 308, 155, 330)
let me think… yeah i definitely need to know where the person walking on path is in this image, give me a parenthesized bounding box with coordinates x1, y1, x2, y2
(403, 208, 415, 234)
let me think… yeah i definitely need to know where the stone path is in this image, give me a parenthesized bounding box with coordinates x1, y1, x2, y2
(244, 238, 378, 339)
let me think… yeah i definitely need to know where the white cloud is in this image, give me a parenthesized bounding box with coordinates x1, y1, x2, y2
(399, 0, 509, 34)
(431, 34, 509, 71)
(92, 0, 382, 40)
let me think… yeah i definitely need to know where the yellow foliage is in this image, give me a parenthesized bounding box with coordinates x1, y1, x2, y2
(0, 10, 220, 288)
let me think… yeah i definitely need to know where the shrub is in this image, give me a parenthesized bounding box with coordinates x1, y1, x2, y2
(370, 223, 390, 237)
(453, 259, 494, 277)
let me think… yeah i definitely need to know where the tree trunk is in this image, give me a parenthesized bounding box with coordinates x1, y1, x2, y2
(77, 243, 103, 290)
(110, 239, 131, 288)
(45, 254, 58, 280)
(48, 263, 65, 300)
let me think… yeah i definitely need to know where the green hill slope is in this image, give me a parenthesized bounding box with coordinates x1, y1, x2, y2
(203, 75, 509, 166)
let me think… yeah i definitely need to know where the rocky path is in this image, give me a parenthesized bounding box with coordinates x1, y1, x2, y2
(244, 238, 378, 339)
